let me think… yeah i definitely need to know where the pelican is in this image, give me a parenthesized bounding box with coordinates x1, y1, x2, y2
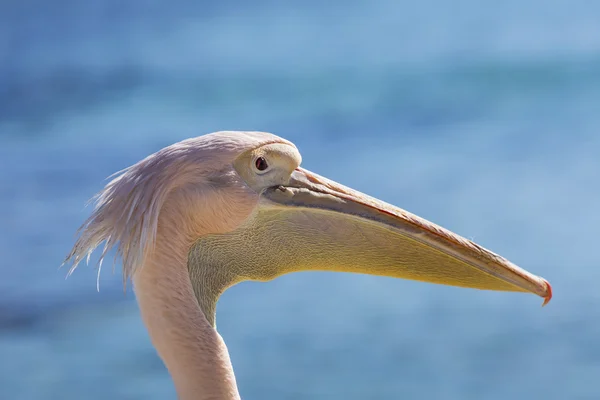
(64, 131, 552, 399)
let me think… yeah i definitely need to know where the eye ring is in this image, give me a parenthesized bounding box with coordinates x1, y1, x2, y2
(254, 156, 269, 172)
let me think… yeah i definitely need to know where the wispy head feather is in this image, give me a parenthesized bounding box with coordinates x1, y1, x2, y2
(63, 150, 176, 290)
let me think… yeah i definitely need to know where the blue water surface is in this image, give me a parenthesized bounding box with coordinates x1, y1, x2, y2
(1, 1, 599, 399)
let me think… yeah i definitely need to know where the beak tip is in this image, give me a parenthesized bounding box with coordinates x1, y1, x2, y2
(541, 278, 553, 307)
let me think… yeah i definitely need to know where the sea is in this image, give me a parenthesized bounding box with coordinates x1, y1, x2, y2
(1, 1, 599, 399)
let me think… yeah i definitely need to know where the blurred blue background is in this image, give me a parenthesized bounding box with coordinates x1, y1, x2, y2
(1, 1, 599, 399)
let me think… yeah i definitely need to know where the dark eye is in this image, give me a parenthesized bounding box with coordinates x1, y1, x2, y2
(255, 157, 269, 171)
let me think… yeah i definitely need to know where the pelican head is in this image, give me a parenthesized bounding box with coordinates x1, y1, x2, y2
(64, 131, 551, 398)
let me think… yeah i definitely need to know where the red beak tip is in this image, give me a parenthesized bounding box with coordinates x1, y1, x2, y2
(541, 278, 553, 307)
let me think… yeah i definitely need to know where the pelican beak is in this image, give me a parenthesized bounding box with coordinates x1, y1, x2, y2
(258, 167, 552, 305)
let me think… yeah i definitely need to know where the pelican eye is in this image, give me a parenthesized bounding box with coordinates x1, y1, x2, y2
(255, 157, 269, 171)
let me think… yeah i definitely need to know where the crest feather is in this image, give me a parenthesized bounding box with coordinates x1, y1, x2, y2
(63, 148, 182, 290)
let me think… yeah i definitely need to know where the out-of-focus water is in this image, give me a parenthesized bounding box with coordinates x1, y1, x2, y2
(1, 1, 599, 399)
